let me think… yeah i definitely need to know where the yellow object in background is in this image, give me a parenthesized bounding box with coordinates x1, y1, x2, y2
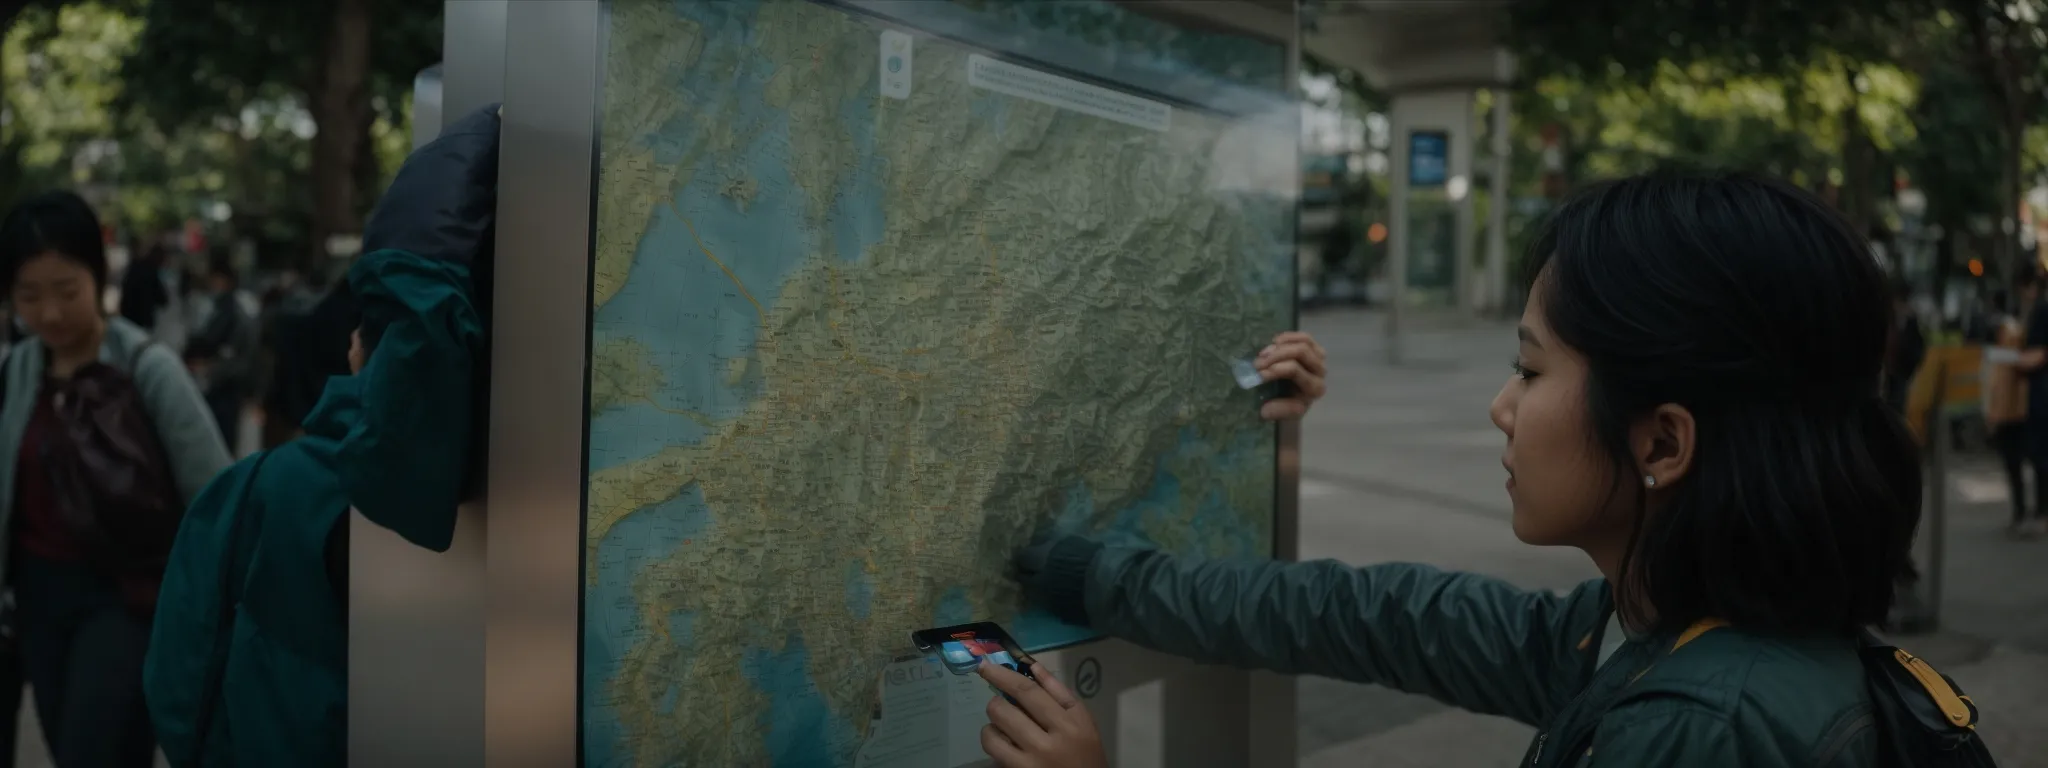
(1904, 345, 1985, 446)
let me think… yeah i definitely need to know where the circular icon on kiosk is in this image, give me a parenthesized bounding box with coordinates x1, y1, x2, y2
(1074, 657, 1103, 699)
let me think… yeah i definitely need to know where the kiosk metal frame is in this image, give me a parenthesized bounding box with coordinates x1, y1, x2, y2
(359, 2, 1302, 765)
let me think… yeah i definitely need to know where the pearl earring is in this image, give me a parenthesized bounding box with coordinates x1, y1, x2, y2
(1644, 475, 1657, 488)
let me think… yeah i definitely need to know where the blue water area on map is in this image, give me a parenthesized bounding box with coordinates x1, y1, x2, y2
(828, 80, 888, 264)
(583, 484, 710, 766)
(747, 635, 864, 766)
(932, 586, 975, 628)
(844, 562, 876, 620)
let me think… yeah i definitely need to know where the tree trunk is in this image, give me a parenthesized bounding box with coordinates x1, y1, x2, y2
(303, 0, 373, 270)
(2000, 109, 2027, 280)
(1839, 67, 1879, 239)
(1958, 3, 2034, 288)
(352, 105, 382, 213)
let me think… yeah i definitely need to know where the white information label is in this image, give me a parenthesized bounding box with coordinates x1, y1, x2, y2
(966, 54, 1170, 133)
(852, 653, 998, 768)
(880, 30, 914, 100)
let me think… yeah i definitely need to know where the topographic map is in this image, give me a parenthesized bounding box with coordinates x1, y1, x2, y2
(581, 0, 1294, 765)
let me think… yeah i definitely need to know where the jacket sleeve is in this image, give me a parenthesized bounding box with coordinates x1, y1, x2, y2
(1044, 539, 1608, 727)
(134, 344, 235, 502)
(333, 250, 483, 553)
(337, 102, 497, 553)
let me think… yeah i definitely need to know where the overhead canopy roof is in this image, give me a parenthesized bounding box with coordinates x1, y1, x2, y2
(1123, 0, 1519, 92)
(1307, 1, 1517, 90)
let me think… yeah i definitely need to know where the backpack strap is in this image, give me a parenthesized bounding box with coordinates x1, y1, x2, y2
(0, 342, 14, 414)
(1889, 647, 1975, 730)
(1859, 630, 1979, 731)
(124, 338, 156, 375)
(187, 450, 273, 764)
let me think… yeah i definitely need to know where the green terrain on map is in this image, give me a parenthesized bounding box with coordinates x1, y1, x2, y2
(579, 1, 1293, 765)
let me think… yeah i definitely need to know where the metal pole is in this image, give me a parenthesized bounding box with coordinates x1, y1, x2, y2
(1484, 86, 1511, 318)
(1386, 107, 1409, 366)
(1924, 360, 1947, 629)
(1897, 354, 1948, 635)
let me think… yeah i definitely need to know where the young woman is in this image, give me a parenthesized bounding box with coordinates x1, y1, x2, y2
(982, 172, 1920, 767)
(0, 191, 233, 767)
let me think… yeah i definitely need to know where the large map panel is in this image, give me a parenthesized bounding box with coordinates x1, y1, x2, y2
(580, 1, 1295, 764)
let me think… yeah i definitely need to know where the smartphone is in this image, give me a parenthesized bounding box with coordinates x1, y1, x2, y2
(909, 621, 1038, 691)
(1228, 351, 1298, 403)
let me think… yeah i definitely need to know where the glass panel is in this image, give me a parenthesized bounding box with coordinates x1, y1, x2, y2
(580, 1, 1296, 764)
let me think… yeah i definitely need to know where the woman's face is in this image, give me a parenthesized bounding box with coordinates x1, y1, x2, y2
(1490, 285, 1625, 548)
(11, 252, 103, 351)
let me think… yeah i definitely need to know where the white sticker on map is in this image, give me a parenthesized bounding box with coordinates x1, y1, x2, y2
(880, 30, 914, 100)
(852, 654, 996, 768)
(966, 54, 1170, 133)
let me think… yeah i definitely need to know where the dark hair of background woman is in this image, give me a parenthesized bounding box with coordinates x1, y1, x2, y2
(1521, 171, 1921, 636)
(0, 190, 110, 296)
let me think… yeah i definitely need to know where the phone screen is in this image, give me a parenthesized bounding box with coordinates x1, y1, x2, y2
(909, 622, 1036, 677)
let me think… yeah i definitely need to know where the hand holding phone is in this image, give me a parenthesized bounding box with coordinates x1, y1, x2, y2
(1251, 331, 1325, 421)
(976, 654, 1108, 768)
(909, 621, 1038, 702)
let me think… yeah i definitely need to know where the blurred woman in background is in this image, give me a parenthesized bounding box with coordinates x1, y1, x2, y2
(0, 191, 231, 767)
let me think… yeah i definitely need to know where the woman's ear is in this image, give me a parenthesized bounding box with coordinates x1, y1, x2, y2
(1631, 403, 1696, 490)
(347, 329, 367, 375)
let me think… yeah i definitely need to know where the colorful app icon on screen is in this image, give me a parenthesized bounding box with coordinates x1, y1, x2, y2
(940, 641, 975, 668)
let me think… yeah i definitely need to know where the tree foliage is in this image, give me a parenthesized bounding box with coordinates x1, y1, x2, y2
(1511, 0, 1915, 83)
(1, 2, 134, 207)
(119, 0, 438, 266)
(119, 0, 433, 128)
(1510, 0, 2046, 285)
(3, 0, 437, 270)
(1902, 63, 2006, 231)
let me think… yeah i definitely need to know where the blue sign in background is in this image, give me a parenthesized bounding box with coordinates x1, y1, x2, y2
(1409, 130, 1448, 187)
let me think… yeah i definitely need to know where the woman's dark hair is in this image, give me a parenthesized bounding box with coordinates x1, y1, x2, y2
(1523, 171, 1920, 636)
(0, 190, 110, 295)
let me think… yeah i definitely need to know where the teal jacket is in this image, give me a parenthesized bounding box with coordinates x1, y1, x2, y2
(143, 249, 483, 766)
(1029, 539, 1880, 766)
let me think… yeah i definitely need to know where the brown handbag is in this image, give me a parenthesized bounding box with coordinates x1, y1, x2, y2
(43, 342, 184, 616)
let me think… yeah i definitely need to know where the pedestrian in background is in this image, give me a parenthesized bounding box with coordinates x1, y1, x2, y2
(1989, 272, 2038, 538)
(0, 191, 233, 768)
(2016, 268, 2048, 539)
(117, 241, 171, 333)
(257, 277, 354, 449)
(184, 262, 260, 451)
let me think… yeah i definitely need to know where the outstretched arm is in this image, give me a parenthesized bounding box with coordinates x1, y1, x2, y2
(1020, 537, 1610, 727)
